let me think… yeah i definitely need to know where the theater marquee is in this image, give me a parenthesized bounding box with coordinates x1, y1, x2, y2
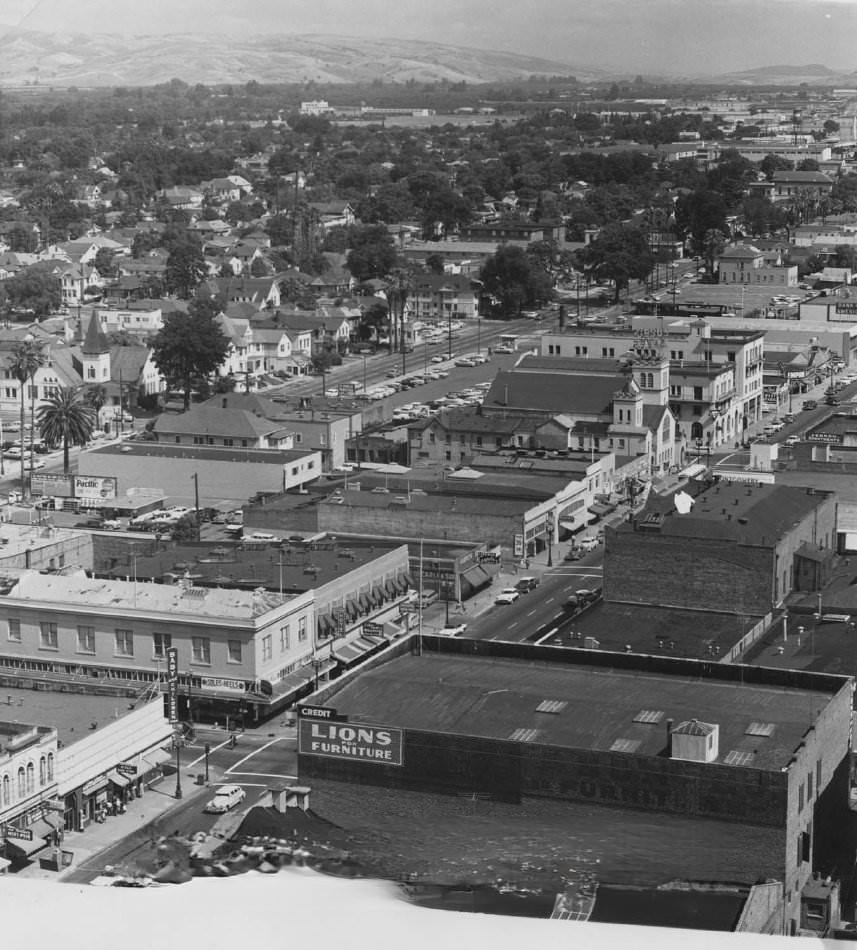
(298, 719, 403, 766)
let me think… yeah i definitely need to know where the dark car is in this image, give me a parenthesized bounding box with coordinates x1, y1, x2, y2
(802, 399, 817, 410)
(825, 396, 841, 406)
(514, 576, 539, 594)
(564, 547, 584, 562)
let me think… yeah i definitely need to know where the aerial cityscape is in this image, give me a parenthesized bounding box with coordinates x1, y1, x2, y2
(0, 2, 857, 947)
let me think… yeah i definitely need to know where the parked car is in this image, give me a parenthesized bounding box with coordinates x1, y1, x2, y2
(826, 396, 841, 406)
(514, 576, 539, 594)
(802, 399, 817, 410)
(564, 547, 584, 562)
(244, 532, 276, 543)
(493, 345, 515, 354)
(419, 589, 439, 608)
(578, 536, 601, 552)
(785, 435, 801, 446)
(430, 354, 448, 364)
(441, 622, 468, 637)
(203, 784, 246, 814)
(454, 357, 476, 368)
(495, 587, 520, 605)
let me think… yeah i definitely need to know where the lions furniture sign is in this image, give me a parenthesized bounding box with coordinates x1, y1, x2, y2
(298, 719, 403, 766)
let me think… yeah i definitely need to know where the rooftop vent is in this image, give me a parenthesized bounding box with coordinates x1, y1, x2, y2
(535, 699, 568, 714)
(670, 719, 719, 763)
(745, 721, 775, 737)
(633, 709, 665, 724)
(724, 749, 755, 767)
(508, 728, 541, 743)
(610, 738, 642, 753)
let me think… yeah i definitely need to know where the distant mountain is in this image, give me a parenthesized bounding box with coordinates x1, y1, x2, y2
(707, 63, 857, 86)
(0, 31, 607, 88)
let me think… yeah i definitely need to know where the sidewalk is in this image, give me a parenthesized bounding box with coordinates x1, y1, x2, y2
(12, 773, 208, 882)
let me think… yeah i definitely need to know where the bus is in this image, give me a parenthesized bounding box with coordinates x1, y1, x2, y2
(497, 333, 519, 352)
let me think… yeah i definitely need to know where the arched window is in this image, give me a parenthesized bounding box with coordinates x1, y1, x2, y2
(26, 761, 34, 793)
(691, 421, 704, 441)
(2, 774, 9, 805)
(39, 757, 46, 787)
(47, 753, 54, 782)
(17, 767, 25, 797)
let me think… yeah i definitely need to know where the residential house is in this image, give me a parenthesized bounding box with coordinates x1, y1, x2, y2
(771, 170, 835, 203)
(717, 244, 798, 287)
(308, 201, 356, 230)
(158, 186, 204, 210)
(408, 274, 479, 322)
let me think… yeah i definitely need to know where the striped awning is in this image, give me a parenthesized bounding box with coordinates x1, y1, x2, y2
(370, 586, 384, 607)
(384, 580, 397, 596)
(358, 592, 371, 612)
(345, 599, 359, 621)
(318, 615, 332, 637)
(332, 637, 381, 666)
(402, 572, 415, 589)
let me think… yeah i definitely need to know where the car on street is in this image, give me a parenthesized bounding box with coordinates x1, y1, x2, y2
(244, 532, 276, 542)
(441, 622, 468, 636)
(826, 396, 841, 406)
(203, 784, 246, 814)
(493, 344, 514, 354)
(514, 576, 540, 594)
(578, 536, 601, 552)
(454, 357, 477, 367)
(385, 369, 398, 377)
(564, 547, 584, 562)
(785, 435, 801, 446)
(802, 399, 817, 410)
(430, 354, 448, 364)
(495, 587, 520, 605)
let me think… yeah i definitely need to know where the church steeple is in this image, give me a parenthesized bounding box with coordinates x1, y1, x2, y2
(81, 314, 111, 382)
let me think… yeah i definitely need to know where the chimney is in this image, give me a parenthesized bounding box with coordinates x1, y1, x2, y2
(272, 785, 311, 813)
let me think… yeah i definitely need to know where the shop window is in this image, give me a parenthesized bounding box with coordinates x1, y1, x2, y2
(114, 629, 134, 657)
(192, 636, 211, 664)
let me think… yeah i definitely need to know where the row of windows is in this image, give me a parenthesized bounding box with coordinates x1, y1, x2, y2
(1, 754, 54, 806)
(9, 621, 243, 666)
(260, 618, 308, 661)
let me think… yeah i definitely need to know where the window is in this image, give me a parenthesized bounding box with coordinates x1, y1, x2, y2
(224, 438, 234, 447)
(280, 625, 290, 653)
(298, 617, 307, 642)
(261, 635, 272, 661)
(77, 626, 95, 654)
(2, 774, 8, 806)
(26, 762, 34, 793)
(8, 619, 21, 642)
(227, 640, 242, 664)
(47, 753, 54, 782)
(191, 637, 211, 664)
(807, 770, 813, 800)
(152, 633, 172, 659)
(114, 629, 134, 657)
(39, 757, 45, 786)
(17, 767, 24, 796)
(798, 782, 804, 812)
(817, 759, 822, 791)
(39, 622, 58, 650)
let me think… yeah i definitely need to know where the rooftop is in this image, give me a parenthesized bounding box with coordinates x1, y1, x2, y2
(618, 478, 832, 546)
(84, 442, 314, 465)
(2, 569, 296, 620)
(320, 644, 843, 772)
(0, 690, 162, 749)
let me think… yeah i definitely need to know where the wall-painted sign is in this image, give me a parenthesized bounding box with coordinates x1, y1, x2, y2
(30, 472, 74, 497)
(298, 719, 403, 766)
(513, 533, 524, 557)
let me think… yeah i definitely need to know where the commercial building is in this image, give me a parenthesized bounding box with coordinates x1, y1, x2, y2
(717, 245, 798, 287)
(604, 479, 837, 616)
(297, 636, 854, 935)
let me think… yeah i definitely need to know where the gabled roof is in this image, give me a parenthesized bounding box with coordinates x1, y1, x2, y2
(152, 406, 291, 440)
(772, 170, 833, 184)
(484, 369, 618, 416)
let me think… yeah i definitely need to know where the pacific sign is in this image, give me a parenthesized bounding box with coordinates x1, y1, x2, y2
(298, 719, 403, 766)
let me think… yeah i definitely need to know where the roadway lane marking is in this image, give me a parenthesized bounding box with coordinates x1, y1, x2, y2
(213, 781, 269, 787)
(544, 596, 554, 603)
(225, 736, 284, 773)
(186, 736, 232, 768)
(227, 772, 298, 780)
(526, 608, 537, 616)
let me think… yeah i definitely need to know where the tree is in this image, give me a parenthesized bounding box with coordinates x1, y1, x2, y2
(8, 338, 45, 493)
(480, 244, 553, 317)
(151, 299, 230, 410)
(83, 382, 107, 429)
(573, 224, 653, 303)
(36, 386, 95, 474)
(165, 240, 205, 299)
(93, 248, 117, 279)
(0, 269, 62, 317)
(346, 224, 397, 282)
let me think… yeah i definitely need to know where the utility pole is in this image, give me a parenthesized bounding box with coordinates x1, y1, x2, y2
(191, 472, 200, 541)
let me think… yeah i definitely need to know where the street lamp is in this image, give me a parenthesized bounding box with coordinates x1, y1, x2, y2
(204, 742, 210, 784)
(670, 263, 679, 313)
(546, 520, 554, 567)
(174, 737, 182, 799)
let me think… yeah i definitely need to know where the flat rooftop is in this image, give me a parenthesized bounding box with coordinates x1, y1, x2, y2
(116, 537, 409, 592)
(84, 443, 314, 464)
(2, 569, 294, 620)
(321, 649, 837, 772)
(544, 602, 759, 660)
(0, 689, 162, 748)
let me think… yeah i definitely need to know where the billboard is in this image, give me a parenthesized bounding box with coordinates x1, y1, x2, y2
(30, 472, 74, 497)
(74, 475, 118, 501)
(298, 719, 403, 766)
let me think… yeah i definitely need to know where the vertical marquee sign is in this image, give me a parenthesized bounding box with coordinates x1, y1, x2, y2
(166, 647, 179, 724)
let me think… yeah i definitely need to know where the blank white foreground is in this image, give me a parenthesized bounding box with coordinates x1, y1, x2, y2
(1, 868, 833, 950)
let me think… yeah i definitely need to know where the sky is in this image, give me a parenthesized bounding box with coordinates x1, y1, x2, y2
(0, 0, 856, 76)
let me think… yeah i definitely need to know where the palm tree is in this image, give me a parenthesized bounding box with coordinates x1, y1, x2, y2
(8, 338, 45, 494)
(36, 387, 96, 474)
(83, 383, 107, 432)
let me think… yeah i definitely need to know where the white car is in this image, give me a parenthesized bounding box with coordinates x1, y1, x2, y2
(493, 344, 515, 354)
(244, 532, 276, 542)
(203, 784, 246, 814)
(441, 622, 468, 636)
(578, 536, 601, 552)
(495, 587, 520, 605)
(454, 358, 477, 367)
(430, 355, 448, 364)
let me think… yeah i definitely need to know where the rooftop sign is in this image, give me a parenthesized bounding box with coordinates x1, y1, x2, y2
(298, 719, 402, 766)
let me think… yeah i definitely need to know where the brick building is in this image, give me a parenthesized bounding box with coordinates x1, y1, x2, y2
(297, 636, 855, 935)
(604, 479, 837, 616)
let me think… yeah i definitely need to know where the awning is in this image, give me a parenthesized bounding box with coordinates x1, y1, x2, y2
(357, 593, 371, 612)
(318, 615, 333, 637)
(370, 586, 384, 607)
(402, 572, 415, 589)
(461, 564, 492, 593)
(394, 575, 408, 594)
(142, 748, 172, 770)
(3, 834, 47, 859)
(82, 775, 110, 796)
(29, 817, 60, 839)
(332, 637, 380, 666)
(107, 770, 131, 789)
(345, 599, 359, 621)
(0, 855, 11, 871)
(384, 580, 397, 597)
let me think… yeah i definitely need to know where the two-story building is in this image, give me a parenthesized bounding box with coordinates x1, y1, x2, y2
(717, 245, 798, 287)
